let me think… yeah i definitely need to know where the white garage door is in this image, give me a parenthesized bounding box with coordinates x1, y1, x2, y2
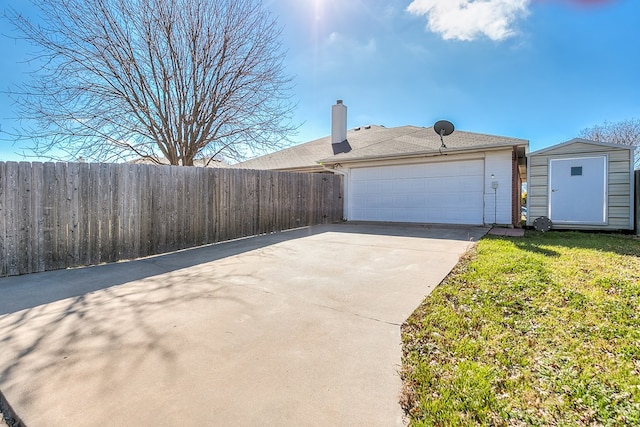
(350, 160, 485, 224)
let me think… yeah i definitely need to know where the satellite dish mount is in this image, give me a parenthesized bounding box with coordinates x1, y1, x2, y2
(433, 120, 455, 153)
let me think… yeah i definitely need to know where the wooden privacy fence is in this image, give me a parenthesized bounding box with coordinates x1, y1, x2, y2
(0, 162, 343, 276)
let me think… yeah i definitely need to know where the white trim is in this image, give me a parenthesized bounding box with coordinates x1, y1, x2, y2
(319, 145, 523, 165)
(338, 152, 486, 170)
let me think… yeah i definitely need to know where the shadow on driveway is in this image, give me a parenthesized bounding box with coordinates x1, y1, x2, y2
(0, 222, 488, 427)
(0, 223, 487, 316)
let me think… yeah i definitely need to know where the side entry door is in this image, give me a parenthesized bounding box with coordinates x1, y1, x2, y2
(549, 156, 607, 225)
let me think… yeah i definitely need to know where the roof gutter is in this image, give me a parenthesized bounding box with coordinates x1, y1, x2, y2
(319, 143, 529, 165)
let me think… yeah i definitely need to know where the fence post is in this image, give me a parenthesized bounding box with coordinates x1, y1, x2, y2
(635, 170, 639, 235)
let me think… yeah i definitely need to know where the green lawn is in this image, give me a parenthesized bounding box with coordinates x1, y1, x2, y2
(401, 231, 640, 426)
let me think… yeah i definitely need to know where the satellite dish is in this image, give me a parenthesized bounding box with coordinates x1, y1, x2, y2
(433, 120, 454, 152)
(433, 120, 454, 137)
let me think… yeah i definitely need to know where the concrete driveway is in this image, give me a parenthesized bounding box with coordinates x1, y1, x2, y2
(0, 223, 488, 426)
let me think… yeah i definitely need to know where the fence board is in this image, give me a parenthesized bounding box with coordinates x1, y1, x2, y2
(88, 164, 100, 266)
(77, 162, 89, 267)
(219, 169, 229, 242)
(156, 165, 169, 254)
(17, 163, 30, 275)
(0, 162, 342, 276)
(68, 162, 81, 267)
(60, 163, 70, 269)
(212, 169, 221, 242)
(5, 163, 19, 276)
(0, 162, 6, 276)
(41, 163, 54, 270)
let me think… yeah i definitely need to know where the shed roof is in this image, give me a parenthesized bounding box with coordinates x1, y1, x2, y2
(236, 125, 528, 171)
(529, 138, 635, 156)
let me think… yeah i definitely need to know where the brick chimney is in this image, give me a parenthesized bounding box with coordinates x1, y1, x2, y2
(331, 100, 347, 144)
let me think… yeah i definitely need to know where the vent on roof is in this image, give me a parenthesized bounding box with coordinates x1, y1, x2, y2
(354, 127, 361, 131)
(364, 125, 371, 130)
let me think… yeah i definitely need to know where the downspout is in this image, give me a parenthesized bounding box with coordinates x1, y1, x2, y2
(321, 164, 349, 221)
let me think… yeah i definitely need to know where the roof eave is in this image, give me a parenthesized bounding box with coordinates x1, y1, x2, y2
(529, 138, 634, 156)
(318, 143, 528, 165)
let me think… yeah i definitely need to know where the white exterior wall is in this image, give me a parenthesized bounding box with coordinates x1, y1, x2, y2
(484, 150, 513, 225)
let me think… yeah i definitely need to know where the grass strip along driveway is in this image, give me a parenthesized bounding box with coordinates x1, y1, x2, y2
(401, 231, 640, 426)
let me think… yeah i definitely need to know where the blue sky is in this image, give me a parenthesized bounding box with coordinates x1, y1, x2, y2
(1, 0, 639, 161)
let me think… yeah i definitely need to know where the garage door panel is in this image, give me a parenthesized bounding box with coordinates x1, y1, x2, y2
(426, 178, 444, 192)
(392, 180, 410, 193)
(412, 195, 427, 208)
(350, 160, 485, 224)
(407, 165, 426, 179)
(392, 209, 410, 222)
(425, 194, 442, 205)
(410, 180, 427, 192)
(407, 209, 426, 222)
(393, 194, 411, 207)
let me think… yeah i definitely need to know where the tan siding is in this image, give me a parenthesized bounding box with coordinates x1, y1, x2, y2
(529, 166, 548, 177)
(529, 192, 548, 220)
(529, 194, 547, 204)
(528, 187, 547, 198)
(609, 206, 631, 218)
(529, 157, 548, 167)
(543, 143, 598, 155)
(609, 195, 631, 207)
(610, 183, 631, 196)
(606, 151, 631, 161)
(530, 176, 548, 187)
(609, 218, 632, 228)
(610, 173, 632, 185)
(529, 207, 549, 220)
(527, 158, 548, 225)
(610, 161, 632, 175)
(541, 143, 629, 158)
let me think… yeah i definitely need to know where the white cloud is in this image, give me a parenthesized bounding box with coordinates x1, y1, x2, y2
(407, 0, 530, 41)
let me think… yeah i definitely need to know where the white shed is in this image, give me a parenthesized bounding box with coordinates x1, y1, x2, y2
(527, 138, 635, 231)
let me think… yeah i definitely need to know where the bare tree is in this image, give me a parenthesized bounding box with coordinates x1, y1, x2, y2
(5, 0, 296, 165)
(580, 118, 640, 169)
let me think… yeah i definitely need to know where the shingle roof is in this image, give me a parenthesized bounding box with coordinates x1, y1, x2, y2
(235, 125, 528, 171)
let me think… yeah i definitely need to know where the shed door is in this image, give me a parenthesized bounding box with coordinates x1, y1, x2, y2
(549, 156, 607, 224)
(349, 160, 484, 225)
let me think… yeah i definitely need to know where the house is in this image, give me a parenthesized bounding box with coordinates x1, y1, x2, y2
(527, 138, 635, 231)
(237, 100, 529, 227)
